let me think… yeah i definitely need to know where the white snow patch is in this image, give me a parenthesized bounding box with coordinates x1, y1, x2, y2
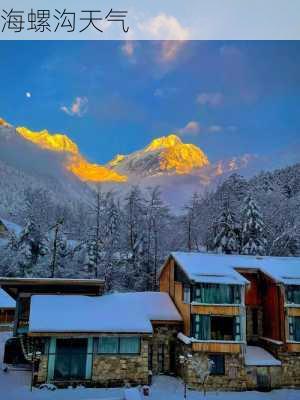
(245, 346, 281, 366)
(177, 332, 192, 345)
(29, 292, 181, 333)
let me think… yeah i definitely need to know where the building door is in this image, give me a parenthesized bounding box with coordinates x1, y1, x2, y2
(54, 338, 87, 380)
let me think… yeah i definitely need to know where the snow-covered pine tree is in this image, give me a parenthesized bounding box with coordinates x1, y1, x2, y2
(16, 219, 47, 276)
(144, 186, 170, 290)
(182, 192, 201, 251)
(241, 195, 267, 256)
(213, 201, 240, 254)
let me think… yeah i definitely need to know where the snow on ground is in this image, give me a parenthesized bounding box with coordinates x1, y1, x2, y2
(0, 333, 299, 400)
(245, 346, 282, 366)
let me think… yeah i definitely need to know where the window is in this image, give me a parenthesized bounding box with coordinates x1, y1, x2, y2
(192, 315, 242, 341)
(209, 354, 225, 375)
(192, 284, 241, 304)
(183, 286, 191, 304)
(97, 336, 140, 354)
(119, 337, 140, 354)
(99, 337, 118, 354)
(289, 316, 300, 342)
(286, 286, 300, 304)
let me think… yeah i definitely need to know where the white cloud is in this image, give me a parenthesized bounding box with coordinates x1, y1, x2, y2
(61, 97, 88, 117)
(208, 125, 223, 133)
(178, 121, 200, 136)
(196, 92, 224, 107)
(121, 41, 135, 57)
(26, 92, 31, 98)
(139, 14, 189, 40)
(154, 87, 177, 98)
(139, 14, 189, 62)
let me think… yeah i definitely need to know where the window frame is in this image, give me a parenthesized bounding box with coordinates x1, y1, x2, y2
(97, 336, 141, 355)
(183, 285, 191, 304)
(209, 354, 225, 376)
(192, 283, 241, 305)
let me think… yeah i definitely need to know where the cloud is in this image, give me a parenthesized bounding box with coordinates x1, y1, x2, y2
(139, 14, 189, 40)
(208, 125, 223, 133)
(61, 97, 88, 117)
(178, 121, 200, 136)
(160, 41, 186, 62)
(139, 14, 189, 62)
(154, 87, 177, 98)
(196, 92, 224, 107)
(25, 92, 31, 98)
(121, 41, 135, 57)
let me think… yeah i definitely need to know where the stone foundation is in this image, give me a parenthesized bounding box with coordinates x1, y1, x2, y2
(278, 352, 300, 387)
(92, 338, 149, 387)
(183, 352, 248, 391)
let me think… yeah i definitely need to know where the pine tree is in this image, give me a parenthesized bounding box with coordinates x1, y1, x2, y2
(241, 195, 267, 255)
(213, 202, 240, 254)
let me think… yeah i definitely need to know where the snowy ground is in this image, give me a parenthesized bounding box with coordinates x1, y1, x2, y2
(0, 333, 299, 400)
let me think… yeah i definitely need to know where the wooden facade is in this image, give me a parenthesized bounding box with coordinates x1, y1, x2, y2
(160, 256, 245, 354)
(192, 342, 241, 353)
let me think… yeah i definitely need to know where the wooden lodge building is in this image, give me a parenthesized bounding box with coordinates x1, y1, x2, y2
(0, 252, 300, 391)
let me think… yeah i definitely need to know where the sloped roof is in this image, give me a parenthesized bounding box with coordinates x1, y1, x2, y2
(29, 292, 182, 334)
(0, 289, 15, 308)
(245, 346, 281, 366)
(170, 252, 300, 286)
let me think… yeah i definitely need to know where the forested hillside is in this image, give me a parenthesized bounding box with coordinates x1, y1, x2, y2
(0, 163, 299, 291)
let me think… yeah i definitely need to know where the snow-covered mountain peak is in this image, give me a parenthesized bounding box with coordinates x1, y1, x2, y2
(144, 134, 183, 152)
(16, 127, 79, 154)
(107, 133, 210, 176)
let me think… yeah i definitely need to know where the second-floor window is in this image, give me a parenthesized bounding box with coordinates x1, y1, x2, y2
(286, 286, 300, 304)
(183, 286, 191, 304)
(288, 316, 300, 342)
(192, 314, 242, 341)
(192, 284, 241, 304)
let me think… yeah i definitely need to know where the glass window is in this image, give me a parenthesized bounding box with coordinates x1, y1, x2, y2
(192, 284, 241, 304)
(192, 315, 210, 340)
(289, 316, 300, 342)
(286, 286, 300, 304)
(183, 286, 191, 303)
(209, 354, 225, 375)
(119, 337, 140, 354)
(98, 337, 118, 354)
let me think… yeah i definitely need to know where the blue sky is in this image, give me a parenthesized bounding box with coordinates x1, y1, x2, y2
(0, 41, 300, 165)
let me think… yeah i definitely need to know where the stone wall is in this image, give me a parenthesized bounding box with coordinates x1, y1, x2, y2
(245, 365, 282, 389)
(92, 338, 149, 387)
(184, 352, 248, 391)
(36, 355, 48, 384)
(278, 352, 300, 387)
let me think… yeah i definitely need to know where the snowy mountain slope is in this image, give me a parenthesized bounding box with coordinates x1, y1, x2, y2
(107, 134, 210, 177)
(0, 122, 94, 219)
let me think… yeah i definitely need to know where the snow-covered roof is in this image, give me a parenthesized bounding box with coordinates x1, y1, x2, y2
(29, 292, 182, 334)
(245, 346, 281, 366)
(0, 289, 15, 308)
(170, 252, 300, 286)
(171, 252, 249, 285)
